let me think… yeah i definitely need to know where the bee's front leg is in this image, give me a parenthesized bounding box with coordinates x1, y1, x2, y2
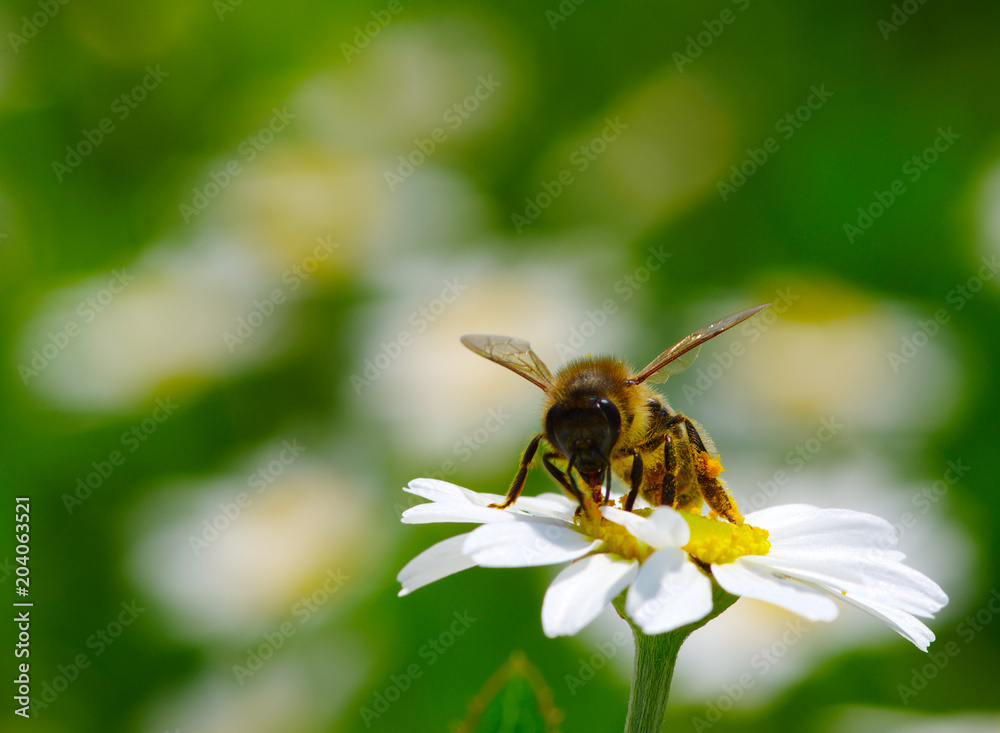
(542, 452, 585, 510)
(488, 434, 542, 509)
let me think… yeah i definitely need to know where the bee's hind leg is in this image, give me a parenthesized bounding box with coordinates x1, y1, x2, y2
(666, 416, 742, 524)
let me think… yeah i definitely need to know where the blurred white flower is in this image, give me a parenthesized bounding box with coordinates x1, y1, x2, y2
(21, 236, 287, 411)
(205, 144, 392, 275)
(525, 71, 736, 236)
(128, 454, 385, 641)
(826, 708, 1000, 733)
(140, 642, 367, 733)
(682, 288, 962, 441)
(295, 15, 522, 153)
(21, 9, 526, 415)
(976, 156, 1000, 285)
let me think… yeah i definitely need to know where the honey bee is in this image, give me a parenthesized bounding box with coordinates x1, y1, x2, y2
(460, 304, 770, 523)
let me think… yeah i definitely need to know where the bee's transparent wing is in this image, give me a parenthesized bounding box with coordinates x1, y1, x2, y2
(643, 345, 701, 383)
(629, 303, 771, 385)
(460, 334, 554, 391)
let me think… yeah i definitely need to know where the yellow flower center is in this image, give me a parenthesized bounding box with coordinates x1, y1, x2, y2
(681, 512, 770, 564)
(575, 498, 653, 561)
(573, 496, 769, 564)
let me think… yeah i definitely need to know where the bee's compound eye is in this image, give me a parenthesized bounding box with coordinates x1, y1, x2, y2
(544, 402, 573, 456)
(595, 397, 621, 438)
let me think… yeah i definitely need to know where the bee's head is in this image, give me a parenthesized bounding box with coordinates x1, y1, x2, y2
(545, 396, 622, 489)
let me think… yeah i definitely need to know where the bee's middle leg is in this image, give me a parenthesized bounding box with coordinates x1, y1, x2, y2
(624, 450, 644, 512)
(660, 432, 680, 508)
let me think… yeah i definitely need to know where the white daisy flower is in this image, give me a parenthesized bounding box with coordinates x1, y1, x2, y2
(397, 479, 948, 649)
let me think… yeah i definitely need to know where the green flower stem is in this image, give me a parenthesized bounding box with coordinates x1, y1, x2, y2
(613, 584, 738, 733)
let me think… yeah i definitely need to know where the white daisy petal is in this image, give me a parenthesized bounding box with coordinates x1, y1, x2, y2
(463, 518, 601, 568)
(749, 505, 948, 621)
(404, 478, 507, 507)
(757, 552, 947, 617)
(712, 559, 840, 622)
(601, 505, 690, 548)
(541, 554, 638, 637)
(397, 533, 477, 596)
(745, 554, 945, 650)
(626, 547, 713, 635)
(746, 504, 899, 553)
(832, 593, 937, 651)
(510, 493, 578, 521)
(401, 501, 516, 525)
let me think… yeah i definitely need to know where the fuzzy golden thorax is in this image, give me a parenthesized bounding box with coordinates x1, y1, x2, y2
(543, 356, 655, 455)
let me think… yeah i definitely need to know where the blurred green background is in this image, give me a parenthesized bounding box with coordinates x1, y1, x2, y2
(2, 0, 999, 731)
